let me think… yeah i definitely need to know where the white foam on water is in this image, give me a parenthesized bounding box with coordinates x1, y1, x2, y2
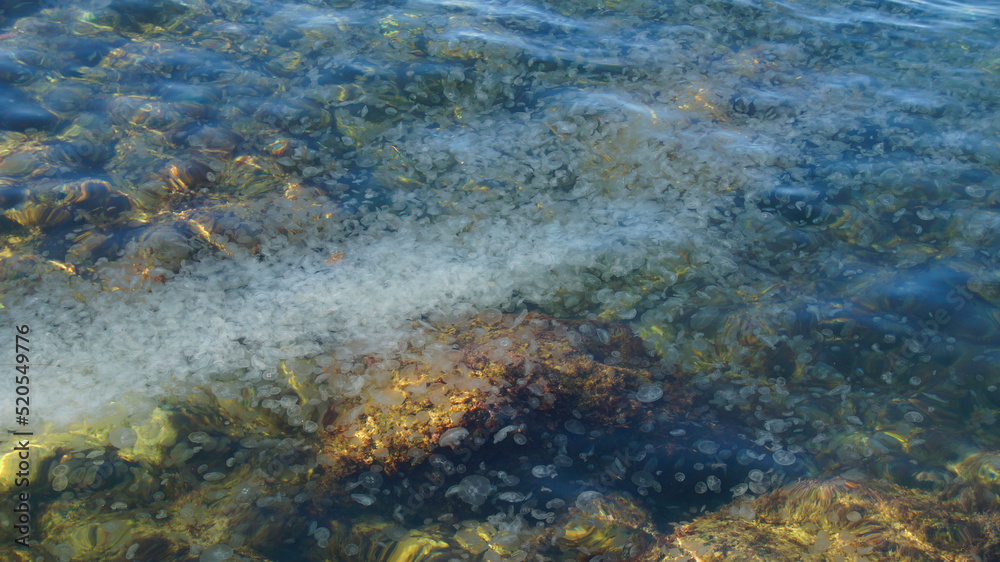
(4, 205, 714, 429)
(3, 102, 741, 430)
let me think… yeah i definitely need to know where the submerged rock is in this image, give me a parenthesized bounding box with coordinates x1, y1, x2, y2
(312, 311, 689, 487)
(653, 474, 1000, 561)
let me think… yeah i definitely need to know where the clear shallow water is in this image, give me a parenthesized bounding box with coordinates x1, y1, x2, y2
(0, 0, 998, 559)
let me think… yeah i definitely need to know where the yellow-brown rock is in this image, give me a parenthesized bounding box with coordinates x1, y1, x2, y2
(315, 311, 690, 488)
(653, 474, 1000, 561)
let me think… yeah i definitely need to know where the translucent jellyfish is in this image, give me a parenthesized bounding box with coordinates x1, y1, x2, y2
(546, 498, 566, 509)
(595, 328, 610, 344)
(531, 464, 557, 478)
(188, 431, 211, 444)
(707, 475, 721, 492)
(553, 454, 573, 467)
(695, 440, 720, 455)
(773, 450, 796, 466)
(109, 427, 138, 449)
(502, 473, 520, 486)
(446, 475, 491, 507)
(439, 427, 469, 448)
(531, 509, 554, 521)
(479, 308, 502, 323)
(575, 490, 603, 512)
(636, 383, 663, 403)
(564, 419, 586, 435)
(351, 493, 375, 506)
(358, 471, 383, 490)
(764, 419, 788, 433)
(493, 424, 518, 444)
(630, 470, 655, 488)
(52, 475, 68, 492)
(497, 491, 526, 502)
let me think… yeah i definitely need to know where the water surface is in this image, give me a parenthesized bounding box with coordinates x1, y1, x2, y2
(1, 0, 999, 559)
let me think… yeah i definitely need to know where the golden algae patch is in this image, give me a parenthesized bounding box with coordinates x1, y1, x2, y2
(314, 311, 686, 488)
(653, 475, 1000, 561)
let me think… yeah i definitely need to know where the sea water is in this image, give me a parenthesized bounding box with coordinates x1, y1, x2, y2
(1, 0, 998, 559)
